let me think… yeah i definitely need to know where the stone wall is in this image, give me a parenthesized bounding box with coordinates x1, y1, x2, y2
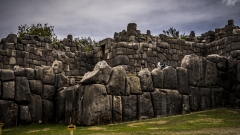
(0, 34, 93, 76)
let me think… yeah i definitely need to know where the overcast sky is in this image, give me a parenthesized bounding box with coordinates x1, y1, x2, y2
(1, 0, 240, 41)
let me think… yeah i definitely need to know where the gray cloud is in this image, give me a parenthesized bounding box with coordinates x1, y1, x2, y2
(221, 0, 240, 6)
(0, 0, 240, 41)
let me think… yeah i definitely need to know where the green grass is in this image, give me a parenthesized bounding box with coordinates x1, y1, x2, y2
(2, 108, 240, 135)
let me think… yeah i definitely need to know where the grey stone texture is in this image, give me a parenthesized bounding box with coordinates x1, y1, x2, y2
(15, 77, 31, 104)
(151, 68, 163, 88)
(0, 100, 18, 127)
(126, 76, 142, 95)
(28, 94, 42, 123)
(138, 92, 154, 120)
(82, 84, 112, 125)
(19, 106, 31, 125)
(122, 95, 137, 122)
(151, 89, 167, 117)
(137, 68, 154, 91)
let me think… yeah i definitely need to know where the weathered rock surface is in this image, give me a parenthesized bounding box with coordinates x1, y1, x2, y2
(199, 88, 212, 110)
(82, 84, 112, 125)
(151, 89, 167, 117)
(0, 100, 18, 127)
(189, 86, 200, 111)
(159, 89, 182, 116)
(181, 54, 205, 86)
(15, 77, 31, 104)
(112, 96, 122, 123)
(205, 60, 219, 87)
(2, 81, 15, 100)
(42, 66, 55, 85)
(42, 85, 55, 100)
(138, 92, 154, 120)
(25, 68, 35, 80)
(137, 68, 153, 91)
(19, 106, 31, 125)
(121, 95, 137, 122)
(42, 99, 54, 123)
(52, 60, 63, 74)
(126, 76, 142, 95)
(55, 73, 69, 89)
(80, 61, 112, 85)
(0, 69, 15, 81)
(29, 80, 42, 95)
(162, 66, 178, 89)
(182, 95, 190, 114)
(106, 66, 126, 95)
(28, 94, 42, 123)
(151, 68, 163, 88)
(177, 67, 189, 94)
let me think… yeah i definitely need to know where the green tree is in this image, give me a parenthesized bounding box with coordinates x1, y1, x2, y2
(74, 37, 96, 53)
(163, 27, 187, 39)
(17, 23, 58, 42)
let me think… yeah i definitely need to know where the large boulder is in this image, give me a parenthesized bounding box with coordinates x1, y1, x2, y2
(14, 66, 26, 77)
(189, 86, 200, 111)
(55, 73, 69, 89)
(42, 66, 55, 85)
(55, 85, 81, 124)
(6, 34, 17, 44)
(121, 95, 138, 122)
(28, 94, 42, 123)
(15, 77, 31, 104)
(137, 68, 154, 91)
(80, 61, 112, 85)
(0, 69, 15, 81)
(35, 66, 43, 80)
(0, 100, 18, 127)
(126, 76, 142, 95)
(177, 67, 189, 94)
(211, 88, 224, 108)
(182, 95, 190, 114)
(2, 81, 15, 100)
(112, 96, 122, 123)
(181, 54, 205, 86)
(106, 66, 126, 95)
(113, 55, 129, 66)
(205, 60, 219, 87)
(25, 68, 35, 80)
(162, 66, 178, 89)
(42, 99, 54, 123)
(42, 85, 55, 100)
(138, 92, 154, 120)
(82, 84, 112, 125)
(151, 89, 167, 117)
(206, 54, 227, 71)
(29, 80, 42, 95)
(151, 68, 163, 88)
(199, 88, 212, 110)
(159, 89, 182, 116)
(52, 60, 63, 74)
(19, 106, 31, 125)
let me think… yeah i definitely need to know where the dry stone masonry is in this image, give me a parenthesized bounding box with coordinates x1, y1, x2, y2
(0, 20, 240, 127)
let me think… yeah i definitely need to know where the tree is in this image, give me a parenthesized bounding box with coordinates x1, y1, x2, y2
(74, 37, 96, 53)
(17, 23, 57, 42)
(163, 27, 186, 39)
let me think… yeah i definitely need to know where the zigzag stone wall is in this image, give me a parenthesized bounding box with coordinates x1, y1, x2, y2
(1, 20, 240, 127)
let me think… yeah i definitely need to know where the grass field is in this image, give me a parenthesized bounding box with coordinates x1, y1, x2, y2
(2, 108, 240, 135)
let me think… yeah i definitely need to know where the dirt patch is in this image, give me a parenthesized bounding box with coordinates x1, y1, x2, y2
(127, 121, 167, 127)
(87, 126, 106, 130)
(226, 110, 239, 114)
(187, 118, 222, 124)
(25, 128, 50, 133)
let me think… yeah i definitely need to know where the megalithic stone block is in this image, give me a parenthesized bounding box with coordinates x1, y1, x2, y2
(82, 84, 112, 126)
(112, 96, 122, 123)
(181, 54, 205, 87)
(177, 67, 189, 94)
(15, 77, 31, 104)
(162, 66, 178, 89)
(19, 106, 31, 125)
(138, 92, 154, 120)
(28, 94, 42, 123)
(151, 89, 167, 117)
(189, 86, 200, 111)
(137, 68, 154, 92)
(106, 66, 126, 95)
(151, 68, 163, 88)
(0, 100, 18, 127)
(121, 95, 137, 122)
(159, 89, 182, 116)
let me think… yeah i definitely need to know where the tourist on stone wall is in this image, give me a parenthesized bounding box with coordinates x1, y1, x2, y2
(162, 61, 166, 69)
(157, 61, 161, 69)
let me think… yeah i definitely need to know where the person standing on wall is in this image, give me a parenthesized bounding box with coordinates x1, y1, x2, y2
(141, 60, 145, 70)
(157, 61, 161, 69)
(162, 61, 166, 69)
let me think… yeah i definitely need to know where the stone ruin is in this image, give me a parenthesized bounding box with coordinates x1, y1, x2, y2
(0, 20, 240, 127)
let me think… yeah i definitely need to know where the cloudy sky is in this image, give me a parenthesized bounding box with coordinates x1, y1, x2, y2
(1, 0, 240, 41)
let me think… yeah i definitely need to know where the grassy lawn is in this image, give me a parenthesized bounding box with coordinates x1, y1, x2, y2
(2, 108, 240, 135)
